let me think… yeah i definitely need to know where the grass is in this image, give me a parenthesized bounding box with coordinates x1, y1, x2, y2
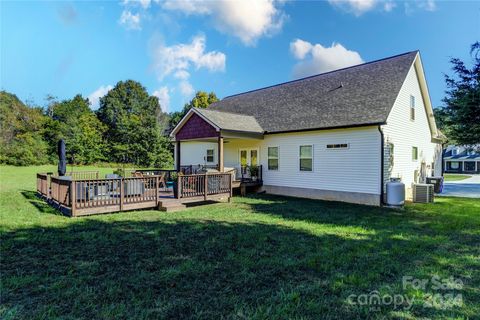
(1, 165, 479, 319)
(444, 174, 472, 182)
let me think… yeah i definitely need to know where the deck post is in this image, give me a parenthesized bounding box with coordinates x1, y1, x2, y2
(177, 175, 181, 199)
(155, 175, 159, 202)
(218, 136, 224, 172)
(204, 173, 208, 201)
(229, 173, 232, 202)
(71, 180, 76, 217)
(176, 140, 181, 171)
(120, 178, 124, 211)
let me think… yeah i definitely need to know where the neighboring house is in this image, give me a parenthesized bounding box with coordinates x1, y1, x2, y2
(443, 145, 480, 173)
(170, 51, 444, 206)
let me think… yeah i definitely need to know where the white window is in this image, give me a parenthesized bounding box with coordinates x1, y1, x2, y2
(452, 149, 458, 156)
(300, 145, 313, 171)
(206, 149, 214, 163)
(326, 143, 349, 149)
(410, 95, 415, 121)
(268, 147, 279, 170)
(450, 162, 459, 169)
(412, 147, 418, 161)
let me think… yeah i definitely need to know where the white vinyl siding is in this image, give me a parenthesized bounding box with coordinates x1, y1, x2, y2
(222, 126, 381, 195)
(382, 61, 442, 198)
(179, 141, 218, 166)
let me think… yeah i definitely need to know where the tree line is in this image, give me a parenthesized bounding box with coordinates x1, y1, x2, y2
(0, 80, 217, 167)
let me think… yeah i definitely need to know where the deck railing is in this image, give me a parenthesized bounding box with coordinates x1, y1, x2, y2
(179, 165, 218, 175)
(133, 169, 177, 181)
(50, 176, 72, 208)
(36, 173, 52, 198)
(237, 165, 263, 182)
(67, 171, 99, 180)
(177, 173, 232, 199)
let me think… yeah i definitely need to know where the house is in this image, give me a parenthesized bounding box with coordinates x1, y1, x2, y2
(443, 145, 480, 173)
(170, 51, 445, 206)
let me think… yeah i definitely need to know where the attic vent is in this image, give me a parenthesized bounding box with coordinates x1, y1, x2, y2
(327, 143, 349, 149)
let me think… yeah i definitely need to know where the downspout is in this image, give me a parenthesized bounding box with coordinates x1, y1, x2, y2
(378, 125, 385, 206)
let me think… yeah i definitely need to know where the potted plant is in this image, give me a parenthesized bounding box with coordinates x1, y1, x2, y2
(171, 172, 182, 198)
(248, 165, 259, 181)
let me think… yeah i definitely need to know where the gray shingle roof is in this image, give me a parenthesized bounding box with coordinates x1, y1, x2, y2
(195, 108, 263, 133)
(208, 51, 418, 133)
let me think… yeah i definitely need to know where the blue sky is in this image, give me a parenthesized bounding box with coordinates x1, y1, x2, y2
(1, 0, 479, 112)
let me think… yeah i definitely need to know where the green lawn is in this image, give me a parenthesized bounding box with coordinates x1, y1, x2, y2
(444, 174, 472, 182)
(1, 166, 479, 319)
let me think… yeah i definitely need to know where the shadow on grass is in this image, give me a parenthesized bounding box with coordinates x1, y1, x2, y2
(2, 196, 479, 319)
(20, 190, 64, 216)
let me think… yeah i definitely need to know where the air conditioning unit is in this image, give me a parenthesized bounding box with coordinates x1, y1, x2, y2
(413, 183, 434, 203)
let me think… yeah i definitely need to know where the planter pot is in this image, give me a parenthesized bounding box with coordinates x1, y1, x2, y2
(173, 181, 179, 198)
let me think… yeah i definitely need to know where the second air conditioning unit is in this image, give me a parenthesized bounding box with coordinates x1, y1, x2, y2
(413, 183, 434, 203)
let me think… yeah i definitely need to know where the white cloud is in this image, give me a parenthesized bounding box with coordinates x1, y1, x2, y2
(290, 39, 364, 79)
(152, 86, 170, 112)
(88, 85, 113, 109)
(162, 0, 286, 46)
(152, 34, 225, 79)
(122, 0, 151, 9)
(151, 34, 225, 98)
(119, 10, 141, 30)
(179, 80, 195, 97)
(174, 70, 190, 80)
(328, 0, 377, 16)
(290, 39, 313, 60)
(329, 0, 436, 15)
(418, 0, 436, 11)
(383, 1, 396, 12)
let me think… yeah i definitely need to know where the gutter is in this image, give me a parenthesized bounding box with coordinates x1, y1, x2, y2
(378, 125, 385, 206)
(265, 122, 386, 135)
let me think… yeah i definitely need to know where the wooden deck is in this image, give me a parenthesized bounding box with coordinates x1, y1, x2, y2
(37, 171, 234, 217)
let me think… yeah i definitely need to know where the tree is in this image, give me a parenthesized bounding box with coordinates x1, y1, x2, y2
(436, 42, 480, 148)
(43, 94, 106, 164)
(169, 91, 218, 131)
(0, 91, 49, 165)
(97, 80, 172, 167)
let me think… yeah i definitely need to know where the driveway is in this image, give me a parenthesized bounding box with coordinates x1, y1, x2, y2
(438, 174, 480, 198)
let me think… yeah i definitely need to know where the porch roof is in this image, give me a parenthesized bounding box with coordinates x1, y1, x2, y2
(195, 108, 263, 133)
(171, 108, 264, 141)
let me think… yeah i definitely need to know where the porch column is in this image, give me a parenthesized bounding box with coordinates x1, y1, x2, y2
(218, 136, 224, 172)
(176, 140, 181, 171)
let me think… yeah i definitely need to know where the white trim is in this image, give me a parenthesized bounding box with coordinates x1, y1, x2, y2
(299, 144, 314, 172)
(206, 149, 215, 163)
(267, 146, 280, 171)
(239, 148, 260, 167)
(413, 53, 439, 138)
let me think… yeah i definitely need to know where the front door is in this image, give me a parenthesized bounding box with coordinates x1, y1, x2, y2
(239, 149, 258, 167)
(239, 149, 258, 178)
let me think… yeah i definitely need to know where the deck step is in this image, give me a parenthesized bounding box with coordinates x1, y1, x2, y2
(158, 201, 187, 212)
